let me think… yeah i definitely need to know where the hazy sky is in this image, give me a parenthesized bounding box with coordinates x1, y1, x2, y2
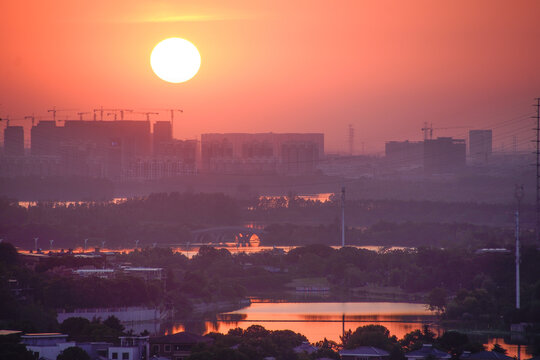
(1, 0, 539, 152)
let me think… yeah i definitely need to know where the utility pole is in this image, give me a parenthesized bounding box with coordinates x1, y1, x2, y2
(348, 124, 354, 156)
(535, 98, 540, 242)
(515, 184, 524, 310)
(341, 186, 345, 247)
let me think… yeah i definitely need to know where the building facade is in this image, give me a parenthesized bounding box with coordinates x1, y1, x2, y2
(200, 133, 324, 175)
(469, 130, 492, 164)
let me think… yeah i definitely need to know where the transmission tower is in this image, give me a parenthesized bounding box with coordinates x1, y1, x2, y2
(535, 98, 540, 242)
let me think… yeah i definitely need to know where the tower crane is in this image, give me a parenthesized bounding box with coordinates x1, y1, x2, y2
(149, 108, 183, 137)
(92, 107, 133, 121)
(134, 112, 159, 122)
(421, 122, 467, 140)
(48, 106, 75, 123)
(24, 115, 36, 126)
(77, 112, 91, 121)
(107, 112, 118, 121)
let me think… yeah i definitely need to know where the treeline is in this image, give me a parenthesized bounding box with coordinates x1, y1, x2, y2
(250, 195, 529, 227)
(3, 241, 540, 331)
(262, 221, 526, 248)
(0, 176, 114, 201)
(1, 191, 535, 250)
(119, 244, 540, 325)
(0, 192, 240, 249)
(188, 324, 525, 360)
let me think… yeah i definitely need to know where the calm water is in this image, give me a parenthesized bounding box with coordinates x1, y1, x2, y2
(163, 301, 531, 359)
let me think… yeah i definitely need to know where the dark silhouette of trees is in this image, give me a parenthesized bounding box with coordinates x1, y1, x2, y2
(56, 346, 91, 360)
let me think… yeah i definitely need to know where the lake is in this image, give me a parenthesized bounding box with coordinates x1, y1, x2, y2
(162, 300, 532, 359)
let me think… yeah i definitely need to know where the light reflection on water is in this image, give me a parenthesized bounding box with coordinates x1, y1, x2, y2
(167, 301, 438, 343)
(164, 301, 532, 359)
(19, 244, 412, 257)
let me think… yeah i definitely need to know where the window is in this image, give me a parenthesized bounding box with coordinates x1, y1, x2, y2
(152, 345, 160, 354)
(122, 352, 129, 360)
(111, 353, 118, 360)
(165, 345, 171, 352)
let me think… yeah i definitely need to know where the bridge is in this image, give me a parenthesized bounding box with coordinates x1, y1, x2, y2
(190, 226, 265, 246)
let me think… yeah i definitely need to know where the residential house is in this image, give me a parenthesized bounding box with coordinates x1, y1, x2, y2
(150, 332, 213, 360)
(340, 346, 390, 360)
(406, 344, 451, 360)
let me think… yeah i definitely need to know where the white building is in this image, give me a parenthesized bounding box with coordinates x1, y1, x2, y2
(21, 333, 75, 360)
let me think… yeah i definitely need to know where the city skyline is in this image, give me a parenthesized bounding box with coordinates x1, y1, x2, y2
(1, 1, 540, 152)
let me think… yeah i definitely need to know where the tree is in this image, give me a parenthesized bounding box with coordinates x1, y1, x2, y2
(343, 325, 398, 351)
(428, 287, 447, 312)
(57, 346, 91, 360)
(103, 315, 124, 333)
(491, 344, 507, 354)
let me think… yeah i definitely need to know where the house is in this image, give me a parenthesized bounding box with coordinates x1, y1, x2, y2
(406, 344, 451, 360)
(21, 333, 75, 360)
(108, 336, 149, 360)
(465, 351, 514, 360)
(340, 346, 390, 360)
(150, 332, 213, 360)
(293, 341, 318, 354)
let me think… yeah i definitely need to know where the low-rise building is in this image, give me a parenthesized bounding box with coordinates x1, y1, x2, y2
(21, 333, 75, 360)
(340, 346, 390, 360)
(293, 341, 318, 355)
(150, 332, 213, 360)
(465, 351, 514, 360)
(406, 344, 451, 360)
(108, 336, 149, 360)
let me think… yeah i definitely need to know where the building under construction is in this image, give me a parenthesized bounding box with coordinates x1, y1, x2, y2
(385, 137, 466, 174)
(201, 133, 324, 175)
(1, 119, 196, 180)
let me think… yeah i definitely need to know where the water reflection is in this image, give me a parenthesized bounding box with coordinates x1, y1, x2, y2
(165, 301, 438, 342)
(163, 301, 532, 359)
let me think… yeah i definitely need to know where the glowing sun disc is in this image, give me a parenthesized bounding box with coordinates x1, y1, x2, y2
(151, 38, 201, 83)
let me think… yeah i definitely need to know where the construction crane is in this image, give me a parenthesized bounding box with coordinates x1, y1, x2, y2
(421, 122, 467, 140)
(107, 112, 118, 121)
(24, 115, 36, 126)
(77, 112, 91, 121)
(92, 107, 133, 121)
(134, 112, 159, 122)
(48, 106, 75, 123)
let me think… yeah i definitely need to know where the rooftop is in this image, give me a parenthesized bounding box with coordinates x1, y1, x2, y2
(340, 346, 390, 357)
(467, 351, 514, 360)
(406, 344, 451, 359)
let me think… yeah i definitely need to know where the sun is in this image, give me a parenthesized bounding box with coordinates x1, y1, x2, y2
(150, 38, 201, 83)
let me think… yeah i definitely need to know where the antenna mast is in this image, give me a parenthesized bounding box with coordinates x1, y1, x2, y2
(341, 186, 345, 247)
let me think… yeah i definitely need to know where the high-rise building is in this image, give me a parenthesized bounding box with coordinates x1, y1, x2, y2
(385, 140, 424, 168)
(153, 121, 173, 155)
(424, 137, 466, 174)
(469, 130, 492, 164)
(201, 133, 324, 175)
(4, 126, 24, 156)
(31, 121, 62, 156)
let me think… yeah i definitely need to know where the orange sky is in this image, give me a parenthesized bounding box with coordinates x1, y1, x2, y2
(1, 0, 539, 152)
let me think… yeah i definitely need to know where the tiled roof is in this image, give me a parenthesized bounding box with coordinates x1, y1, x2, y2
(340, 346, 390, 357)
(467, 352, 514, 360)
(406, 344, 451, 359)
(294, 341, 318, 354)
